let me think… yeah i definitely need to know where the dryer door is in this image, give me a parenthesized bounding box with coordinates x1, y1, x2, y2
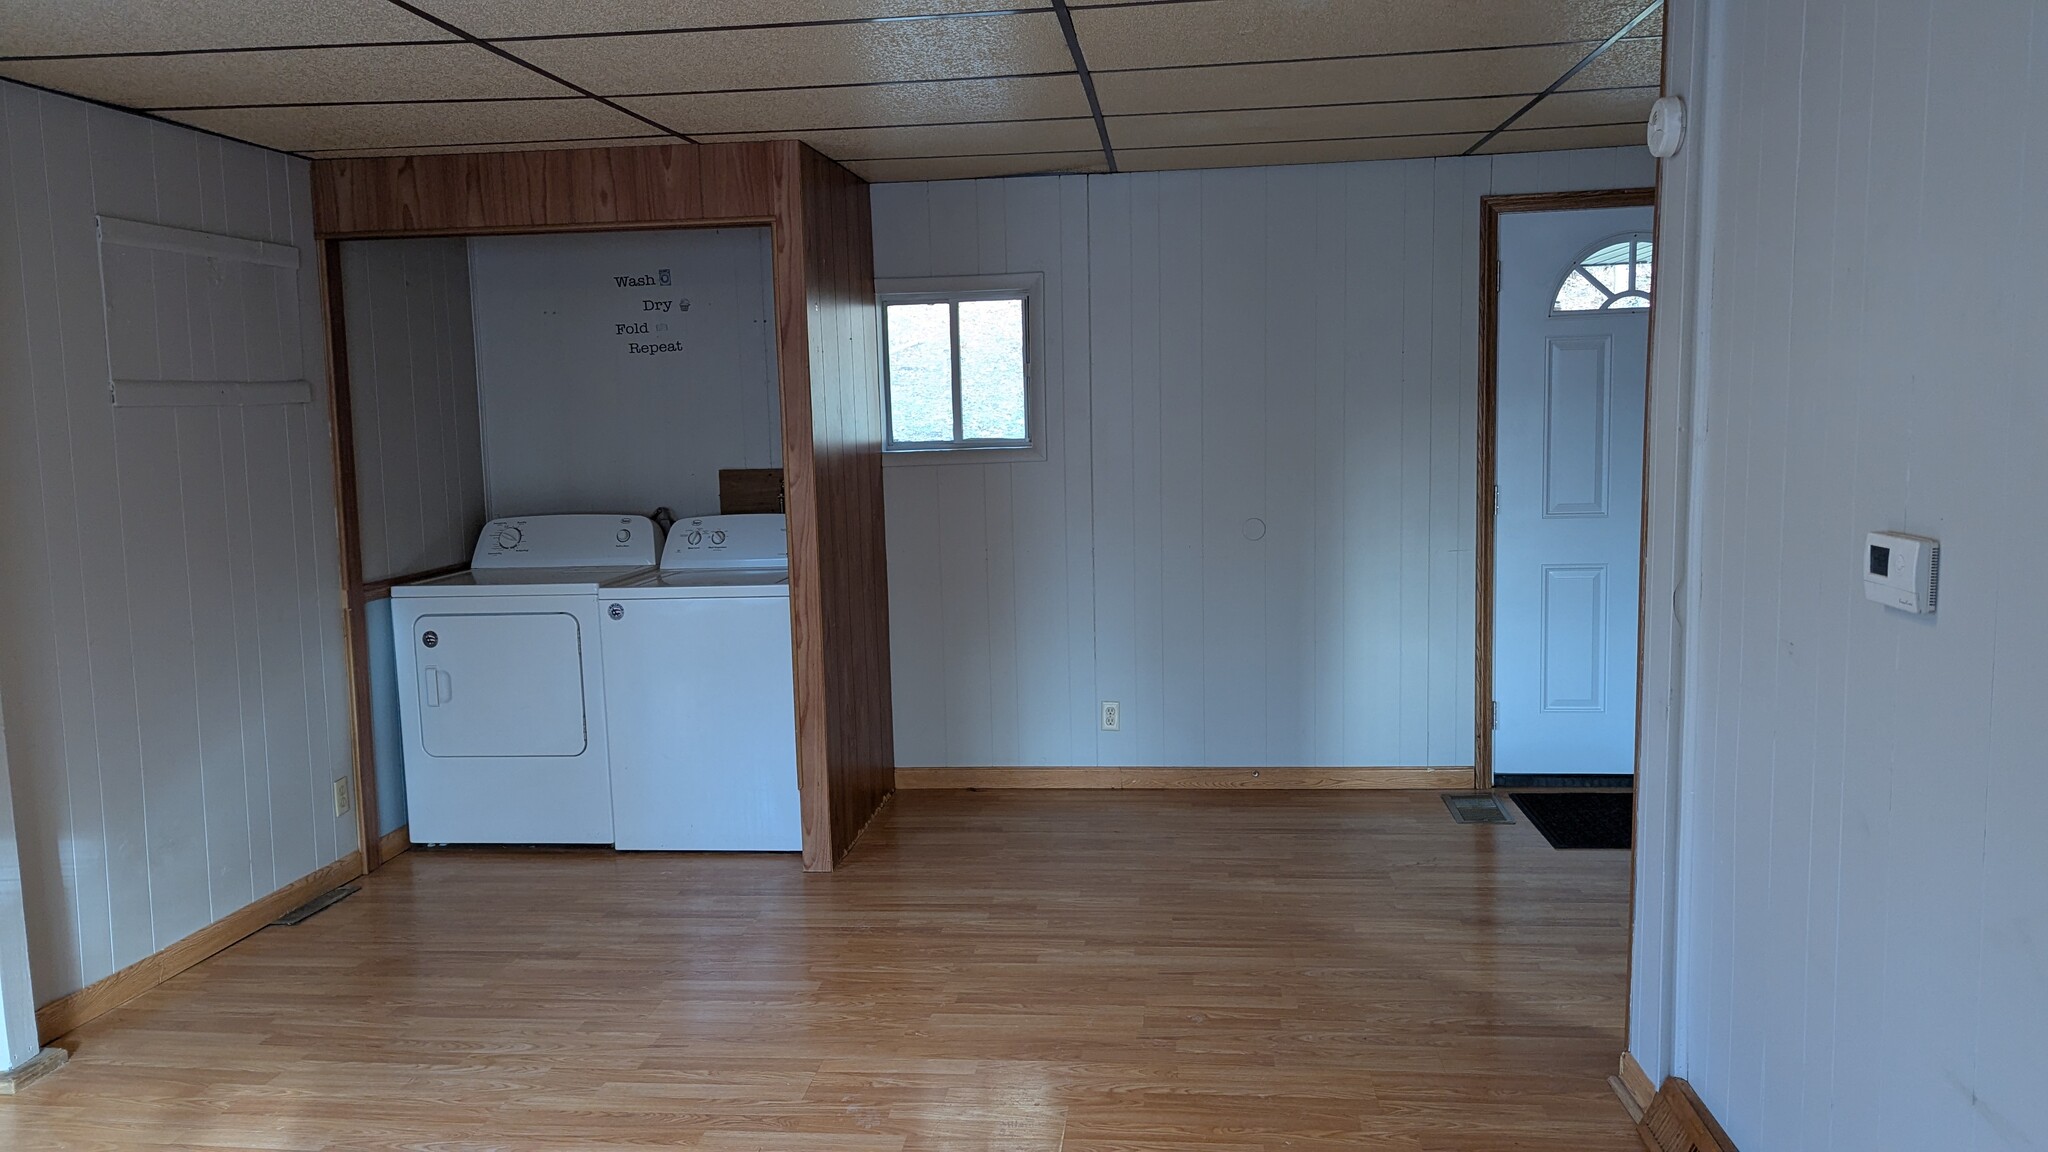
(413, 613, 587, 757)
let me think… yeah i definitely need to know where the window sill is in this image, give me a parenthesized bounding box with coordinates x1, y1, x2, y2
(882, 443, 1046, 467)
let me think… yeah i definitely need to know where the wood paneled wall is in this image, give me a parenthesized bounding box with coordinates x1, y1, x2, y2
(871, 148, 1655, 772)
(1640, 0, 2048, 1146)
(0, 79, 358, 1006)
(311, 141, 894, 871)
(337, 238, 485, 584)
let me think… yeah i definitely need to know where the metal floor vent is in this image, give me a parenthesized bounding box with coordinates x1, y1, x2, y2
(271, 885, 360, 927)
(1442, 793, 1514, 825)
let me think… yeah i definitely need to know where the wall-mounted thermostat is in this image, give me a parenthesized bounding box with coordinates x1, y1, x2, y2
(1864, 532, 1939, 614)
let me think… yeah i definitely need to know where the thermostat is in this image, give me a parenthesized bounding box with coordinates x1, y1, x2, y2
(1864, 532, 1939, 614)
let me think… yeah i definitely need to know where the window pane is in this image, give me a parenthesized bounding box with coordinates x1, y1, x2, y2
(886, 302, 955, 443)
(956, 298, 1027, 441)
(1553, 270, 1609, 313)
(1584, 260, 1633, 295)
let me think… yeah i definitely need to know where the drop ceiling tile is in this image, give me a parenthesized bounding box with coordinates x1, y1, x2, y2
(303, 137, 676, 158)
(1074, 0, 1650, 71)
(700, 118, 1099, 161)
(1477, 123, 1646, 155)
(1516, 86, 1657, 131)
(507, 13, 1072, 95)
(0, 0, 452, 56)
(412, 0, 1028, 39)
(846, 150, 1107, 182)
(166, 99, 655, 153)
(1093, 43, 1589, 116)
(1117, 134, 1482, 173)
(0, 43, 567, 110)
(1107, 97, 1520, 151)
(1567, 36, 1663, 91)
(621, 74, 1089, 135)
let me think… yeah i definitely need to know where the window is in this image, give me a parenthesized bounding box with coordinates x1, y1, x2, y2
(880, 276, 1040, 456)
(1552, 233, 1654, 314)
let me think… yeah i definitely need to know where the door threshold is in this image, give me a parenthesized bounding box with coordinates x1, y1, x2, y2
(1491, 773, 1633, 789)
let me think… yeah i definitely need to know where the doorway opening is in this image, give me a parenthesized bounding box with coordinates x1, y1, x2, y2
(1477, 190, 1657, 793)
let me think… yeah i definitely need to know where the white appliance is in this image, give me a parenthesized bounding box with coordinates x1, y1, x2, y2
(600, 514, 800, 851)
(391, 514, 658, 844)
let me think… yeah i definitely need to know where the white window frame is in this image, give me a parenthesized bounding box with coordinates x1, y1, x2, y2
(878, 273, 1046, 465)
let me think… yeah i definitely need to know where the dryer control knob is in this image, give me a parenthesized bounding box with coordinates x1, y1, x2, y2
(687, 530, 703, 546)
(711, 530, 726, 545)
(616, 529, 632, 543)
(494, 526, 523, 549)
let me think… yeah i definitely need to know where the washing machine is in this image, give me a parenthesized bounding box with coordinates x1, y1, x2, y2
(391, 513, 658, 844)
(600, 514, 800, 851)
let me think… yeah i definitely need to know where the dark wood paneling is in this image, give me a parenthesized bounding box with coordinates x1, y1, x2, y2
(313, 141, 895, 870)
(718, 468, 785, 514)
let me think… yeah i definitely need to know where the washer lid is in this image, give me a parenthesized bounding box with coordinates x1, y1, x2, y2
(473, 514, 660, 569)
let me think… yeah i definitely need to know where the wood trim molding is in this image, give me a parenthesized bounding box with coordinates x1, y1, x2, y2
(1474, 187, 1657, 789)
(314, 140, 895, 873)
(1619, 1051, 1658, 1113)
(34, 851, 365, 1043)
(372, 825, 412, 868)
(896, 767, 1477, 790)
(1637, 1077, 1739, 1152)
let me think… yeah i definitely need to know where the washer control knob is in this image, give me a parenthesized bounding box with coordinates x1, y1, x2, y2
(494, 526, 523, 550)
(616, 528, 632, 543)
(711, 530, 727, 545)
(687, 530, 703, 546)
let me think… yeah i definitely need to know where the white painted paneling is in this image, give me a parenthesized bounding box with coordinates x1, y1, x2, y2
(468, 227, 780, 521)
(340, 238, 485, 583)
(1631, 1, 2048, 1146)
(873, 146, 1655, 768)
(0, 79, 354, 1006)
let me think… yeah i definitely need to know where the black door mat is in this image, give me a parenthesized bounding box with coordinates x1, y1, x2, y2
(1510, 792, 1632, 849)
(1441, 793, 1514, 824)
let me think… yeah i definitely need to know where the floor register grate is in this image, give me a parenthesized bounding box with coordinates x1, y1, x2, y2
(270, 886, 360, 927)
(1441, 793, 1514, 824)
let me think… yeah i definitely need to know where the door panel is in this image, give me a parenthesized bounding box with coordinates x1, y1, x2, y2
(1493, 206, 1651, 777)
(414, 612, 587, 758)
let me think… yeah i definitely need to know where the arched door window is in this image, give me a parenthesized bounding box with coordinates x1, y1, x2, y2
(1552, 233, 1653, 314)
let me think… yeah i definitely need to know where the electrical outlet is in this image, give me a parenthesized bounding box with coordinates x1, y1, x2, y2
(1100, 701, 1121, 732)
(332, 777, 352, 817)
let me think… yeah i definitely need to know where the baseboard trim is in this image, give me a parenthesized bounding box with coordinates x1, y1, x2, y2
(0, 1046, 68, 1094)
(1619, 1051, 1658, 1113)
(33, 851, 364, 1043)
(372, 823, 411, 869)
(1638, 1076, 1739, 1152)
(896, 767, 1477, 790)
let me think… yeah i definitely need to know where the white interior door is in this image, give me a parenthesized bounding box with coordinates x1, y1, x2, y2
(1492, 206, 1653, 778)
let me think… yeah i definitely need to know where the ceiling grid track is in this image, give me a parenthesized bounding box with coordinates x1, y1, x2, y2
(1463, 0, 1665, 156)
(1049, 0, 1118, 173)
(376, 0, 699, 144)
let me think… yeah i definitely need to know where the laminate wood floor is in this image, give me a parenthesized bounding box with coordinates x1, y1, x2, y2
(0, 790, 1637, 1151)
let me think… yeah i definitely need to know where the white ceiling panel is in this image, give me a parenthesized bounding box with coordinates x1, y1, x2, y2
(410, 0, 1028, 39)
(700, 117, 1100, 161)
(1477, 123, 1646, 155)
(0, 0, 452, 57)
(1117, 134, 1482, 173)
(622, 74, 1090, 135)
(508, 13, 1073, 95)
(0, 43, 567, 110)
(1108, 97, 1521, 151)
(1093, 43, 1590, 117)
(1517, 86, 1658, 131)
(845, 150, 1108, 182)
(1567, 36, 1663, 90)
(167, 99, 655, 153)
(1074, 0, 1651, 71)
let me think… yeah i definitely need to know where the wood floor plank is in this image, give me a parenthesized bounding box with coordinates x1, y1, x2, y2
(0, 792, 1637, 1150)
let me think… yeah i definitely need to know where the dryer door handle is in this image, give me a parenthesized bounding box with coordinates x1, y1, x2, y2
(422, 666, 454, 707)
